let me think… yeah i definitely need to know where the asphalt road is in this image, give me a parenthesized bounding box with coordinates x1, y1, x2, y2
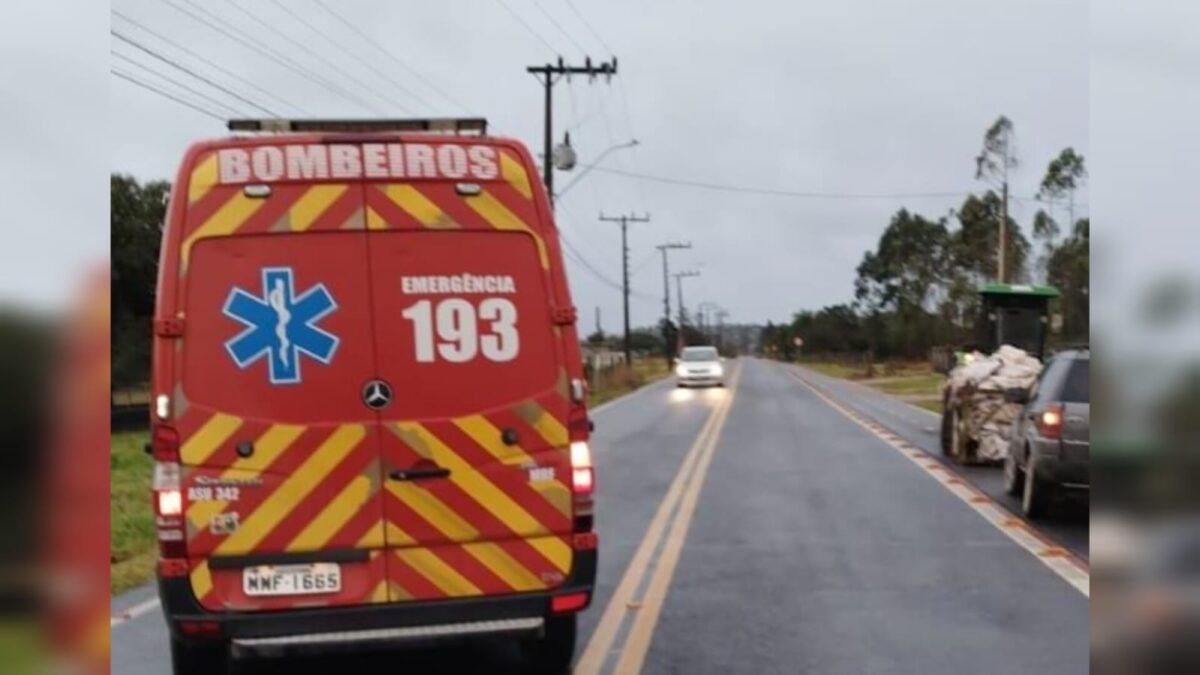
(111, 358, 1088, 674)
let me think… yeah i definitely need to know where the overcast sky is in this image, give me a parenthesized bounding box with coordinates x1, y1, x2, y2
(95, 0, 1090, 330)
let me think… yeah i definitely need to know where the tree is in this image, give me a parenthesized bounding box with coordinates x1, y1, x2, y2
(949, 191, 1030, 285)
(974, 116, 1018, 282)
(1037, 147, 1087, 228)
(1046, 218, 1089, 340)
(854, 209, 950, 313)
(111, 174, 170, 390)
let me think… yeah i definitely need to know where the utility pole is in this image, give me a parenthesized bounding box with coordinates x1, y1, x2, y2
(600, 212, 650, 365)
(594, 306, 602, 337)
(674, 270, 700, 342)
(656, 241, 691, 359)
(526, 57, 617, 210)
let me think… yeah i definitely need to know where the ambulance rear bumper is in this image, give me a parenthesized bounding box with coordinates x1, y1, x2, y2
(158, 550, 596, 655)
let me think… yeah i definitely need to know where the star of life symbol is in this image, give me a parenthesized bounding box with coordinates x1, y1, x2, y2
(223, 267, 339, 385)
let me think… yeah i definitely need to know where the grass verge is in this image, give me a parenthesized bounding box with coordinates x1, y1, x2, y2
(803, 359, 944, 414)
(588, 358, 671, 408)
(111, 430, 155, 595)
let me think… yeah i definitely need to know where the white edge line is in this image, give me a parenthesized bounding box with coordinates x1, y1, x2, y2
(790, 369, 1090, 598)
(111, 596, 161, 627)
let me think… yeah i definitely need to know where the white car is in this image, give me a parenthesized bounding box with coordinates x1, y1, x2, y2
(675, 346, 725, 387)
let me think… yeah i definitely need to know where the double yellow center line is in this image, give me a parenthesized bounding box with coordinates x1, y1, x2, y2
(575, 364, 743, 675)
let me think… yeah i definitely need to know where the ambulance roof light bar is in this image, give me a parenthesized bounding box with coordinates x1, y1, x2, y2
(227, 118, 489, 135)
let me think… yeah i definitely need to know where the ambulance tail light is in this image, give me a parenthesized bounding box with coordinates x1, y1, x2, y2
(151, 424, 187, 559)
(570, 441, 594, 530)
(151, 423, 181, 463)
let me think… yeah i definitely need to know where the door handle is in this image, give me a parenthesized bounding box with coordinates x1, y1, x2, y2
(388, 466, 451, 481)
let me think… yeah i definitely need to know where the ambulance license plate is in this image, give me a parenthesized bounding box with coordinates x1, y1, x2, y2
(243, 563, 341, 596)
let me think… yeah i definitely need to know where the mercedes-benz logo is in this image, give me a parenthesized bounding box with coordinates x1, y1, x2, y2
(362, 379, 393, 410)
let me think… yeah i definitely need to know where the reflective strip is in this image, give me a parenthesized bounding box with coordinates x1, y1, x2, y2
(453, 414, 532, 466)
(463, 541, 547, 592)
(233, 617, 543, 649)
(189, 561, 213, 600)
(185, 423, 305, 532)
(526, 405, 568, 447)
(464, 191, 548, 268)
(384, 521, 416, 546)
(215, 425, 364, 555)
(383, 184, 455, 228)
(395, 549, 482, 597)
(397, 423, 547, 537)
(385, 481, 479, 542)
(290, 184, 348, 231)
(181, 193, 264, 266)
(500, 151, 533, 200)
(188, 153, 219, 204)
(180, 412, 243, 466)
(286, 475, 371, 552)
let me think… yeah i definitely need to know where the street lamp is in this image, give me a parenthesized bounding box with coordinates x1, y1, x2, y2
(555, 139, 639, 200)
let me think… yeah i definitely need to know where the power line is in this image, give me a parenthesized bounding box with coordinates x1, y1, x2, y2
(110, 9, 307, 115)
(110, 68, 224, 121)
(496, 0, 559, 53)
(160, 0, 384, 114)
(265, 0, 435, 114)
(565, 0, 615, 55)
(111, 30, 278, 116)
(585, 165, 979, 200)
(219, 0, 416, 114)
(530, 0, 588, 54)
(308, 0, 476, 116)
(111, 51, 242, 118)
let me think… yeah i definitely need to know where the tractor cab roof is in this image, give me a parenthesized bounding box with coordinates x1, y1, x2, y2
(979, 283, 1060, 298)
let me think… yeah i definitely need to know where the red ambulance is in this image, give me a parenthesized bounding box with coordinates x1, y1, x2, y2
(149, 119, 596, 673)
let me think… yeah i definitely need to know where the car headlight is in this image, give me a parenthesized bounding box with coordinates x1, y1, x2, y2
(675, 364, 688, 376)
(713, 364, 724, 377)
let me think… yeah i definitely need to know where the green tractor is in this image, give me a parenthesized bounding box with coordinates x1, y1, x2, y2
(939, 283, 1060, 463)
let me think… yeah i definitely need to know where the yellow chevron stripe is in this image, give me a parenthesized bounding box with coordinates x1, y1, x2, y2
(464, 191, 549, 269)
(452, 415, 531, 466)
(356, 521, 384, 549)
(531, 480, 571, 518)
(185, 423, 305, 532)
(398, 423, 547, 538)
(181, 193, 264, 266)
(180, 413, 243, 466)
(528, 537, 572, 574)
(365, 205, 387, 231)
(527, 405, 569, 447)
(389, 580, 414, 601)
(384, 184, 456, 228)
(290, 184, 348, 231)
(215, 425, 364, 555)
(190, 561, 213, 600)
(286, 475, 370, 552)
(385, 481, 479, 542)
(464, 542, 547, 592)
(384, 521, 416, 546)
(500, 151, 533, 200)
(369, 580, 389, 603)
(395, 549, 482, 597)
(188, 153, 219, 204)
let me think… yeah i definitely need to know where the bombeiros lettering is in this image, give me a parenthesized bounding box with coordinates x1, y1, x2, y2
(217, 143, 500, 184)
